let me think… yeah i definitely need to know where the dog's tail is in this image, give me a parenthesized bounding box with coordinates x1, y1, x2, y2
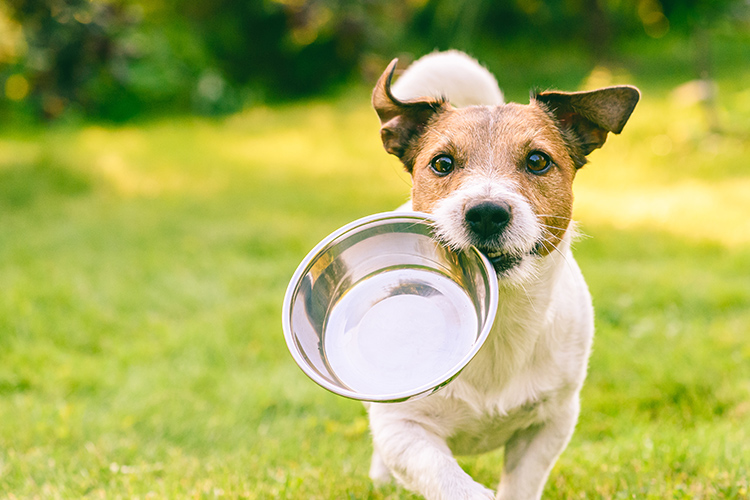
(391, 50, 504, 108)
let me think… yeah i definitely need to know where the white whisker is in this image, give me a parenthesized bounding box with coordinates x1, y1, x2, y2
(537, 223, 570, 233)
(535, 214, 574, 221)
(538, 234, 577, 275)
(517, 280, 539, 315)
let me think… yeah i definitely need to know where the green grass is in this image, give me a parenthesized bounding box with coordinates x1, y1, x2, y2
(2, 42, 750, 498)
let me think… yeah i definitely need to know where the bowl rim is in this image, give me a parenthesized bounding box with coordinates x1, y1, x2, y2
(281, 211, 499, 403)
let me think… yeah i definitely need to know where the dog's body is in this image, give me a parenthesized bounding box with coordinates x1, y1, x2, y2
(366, 52, 639, 500)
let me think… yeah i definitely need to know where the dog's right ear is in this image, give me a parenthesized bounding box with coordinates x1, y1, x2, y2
(535, 86, 640, 168)
(372, 59, 447, 172)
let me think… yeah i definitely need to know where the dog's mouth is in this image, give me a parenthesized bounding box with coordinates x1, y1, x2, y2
(476, 243, 543, 275)
(476, 247, 524, 274)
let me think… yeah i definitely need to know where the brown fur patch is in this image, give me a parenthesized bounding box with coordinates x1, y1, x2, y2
(407, 103, 576, 256)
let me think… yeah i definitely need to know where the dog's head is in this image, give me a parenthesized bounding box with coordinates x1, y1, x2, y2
(373, 59, 639, 282)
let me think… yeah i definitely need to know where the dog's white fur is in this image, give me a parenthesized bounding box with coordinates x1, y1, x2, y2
(391, 50, 504, 108)
(367, 52, 595, 499)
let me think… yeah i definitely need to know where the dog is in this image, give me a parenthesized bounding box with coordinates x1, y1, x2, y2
(366, 50, 639, 500)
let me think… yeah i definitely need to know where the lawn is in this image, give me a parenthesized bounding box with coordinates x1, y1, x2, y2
(1, 40, 750, 498)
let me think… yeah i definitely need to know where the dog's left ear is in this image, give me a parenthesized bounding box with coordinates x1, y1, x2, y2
(535, 86, 640, 168)
(373, 58, 448, 172)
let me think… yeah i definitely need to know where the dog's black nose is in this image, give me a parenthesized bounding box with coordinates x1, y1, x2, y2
(465, 201, 511, 239)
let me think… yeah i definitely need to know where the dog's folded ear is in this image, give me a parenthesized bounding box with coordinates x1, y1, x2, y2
(372, 59, 448, 172)
(535, 86, 640, 167)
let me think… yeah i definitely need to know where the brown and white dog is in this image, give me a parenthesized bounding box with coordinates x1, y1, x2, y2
(366, 51, 639, 500)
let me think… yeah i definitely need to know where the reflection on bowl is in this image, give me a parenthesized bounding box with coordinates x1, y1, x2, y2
(282, 212, 498, 402)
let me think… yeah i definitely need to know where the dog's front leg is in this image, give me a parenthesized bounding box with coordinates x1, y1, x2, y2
(495, 397, 580, 500)
(369, 412, 494, 500)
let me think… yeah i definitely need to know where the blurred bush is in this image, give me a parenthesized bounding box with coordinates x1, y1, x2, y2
(0, 0, 747, 122)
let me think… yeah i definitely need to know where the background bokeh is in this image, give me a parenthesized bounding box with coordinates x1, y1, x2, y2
(1, 1, 749, 498)
(1, 0, 747, 119)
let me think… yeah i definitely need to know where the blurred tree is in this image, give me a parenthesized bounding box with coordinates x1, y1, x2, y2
(667, 0, 748, 133)
(179, 0, 367, 98)
(0, 0, 747, 121)
(2, 0, 145, 119)
(0, 0, 381, 119)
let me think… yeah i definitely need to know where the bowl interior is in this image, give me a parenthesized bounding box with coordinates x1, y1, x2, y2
(282, 212, 497, 402)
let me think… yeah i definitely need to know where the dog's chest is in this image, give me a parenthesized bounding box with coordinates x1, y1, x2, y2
(446, 398, 545, 455)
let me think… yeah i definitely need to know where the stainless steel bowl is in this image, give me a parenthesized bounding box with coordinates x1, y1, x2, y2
(282, 212, 498, 402)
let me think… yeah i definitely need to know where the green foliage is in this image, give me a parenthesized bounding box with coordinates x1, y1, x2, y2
(1, 0, 749, 121)
(0, 0, 379, 120)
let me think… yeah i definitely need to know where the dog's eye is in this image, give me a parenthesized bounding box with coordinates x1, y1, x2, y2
(526, 151, 553, 175)
(430, 155, 454, 176)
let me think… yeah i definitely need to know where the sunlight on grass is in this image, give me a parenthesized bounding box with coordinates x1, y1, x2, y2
(573, 83, 750, 247)
(575, 178, 750, 247)
(0, 101, 406, 201)
(3, 80, 745, 247)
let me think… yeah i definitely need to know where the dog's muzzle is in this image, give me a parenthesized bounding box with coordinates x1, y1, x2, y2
(464, 200, 527, 274)
(465, 200, 511, 240)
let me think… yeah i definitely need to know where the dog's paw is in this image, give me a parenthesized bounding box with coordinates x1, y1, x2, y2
(369, 468, 394, 486)
(368, 451, 394, 485)
(442, 479, 495, 500)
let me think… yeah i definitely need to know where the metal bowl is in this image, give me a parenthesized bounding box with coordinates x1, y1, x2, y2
(281, 212, 498, 402)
